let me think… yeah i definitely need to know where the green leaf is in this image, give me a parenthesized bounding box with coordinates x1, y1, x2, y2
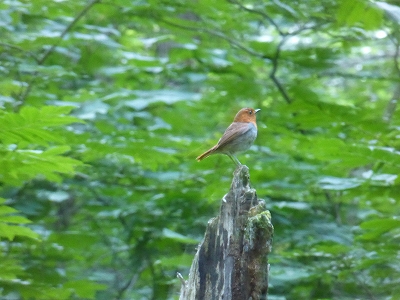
(123, 90, 201, 110)
(337, 0, 383, 29)
(0, 106, 83, 146)
(0, 223, 39, 241)
(162, 228, 199, 244)
(359, 218, 400, 240)
(318, 176, 363, 191)
(0, 258, 24, 281)
(311, 243, 350, 256)
(0, 198, 39, 241)
(64, 280, 107, 299)
(0, 215, 32, 224)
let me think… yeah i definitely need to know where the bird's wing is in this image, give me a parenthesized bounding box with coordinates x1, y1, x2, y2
(217, 122, 252, 148)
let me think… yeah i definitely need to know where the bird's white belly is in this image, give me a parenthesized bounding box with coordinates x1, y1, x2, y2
(228, 123, 257, 153)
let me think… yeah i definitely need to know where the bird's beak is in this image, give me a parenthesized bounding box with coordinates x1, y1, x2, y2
(255, 109, 261, 114)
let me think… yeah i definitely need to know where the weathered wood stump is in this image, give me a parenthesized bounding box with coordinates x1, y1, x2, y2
(179, 165, 273, 300)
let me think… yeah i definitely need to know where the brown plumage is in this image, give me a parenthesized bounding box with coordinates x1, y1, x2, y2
(196, 107, 260, 166)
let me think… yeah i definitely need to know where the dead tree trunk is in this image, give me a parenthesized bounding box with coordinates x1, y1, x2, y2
(179, 165, 274, 300)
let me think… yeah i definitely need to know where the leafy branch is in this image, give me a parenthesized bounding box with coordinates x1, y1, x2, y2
(227, 0, 285, 36)
(160, 17, 297, 104)
(17, 0, 101, 107)
(318, 71, 400, 81)
(37, 0, 101, 65)
(226, 0, 293, 103)
(228, 1, 316, 104)
(383, 29, 400, 122)
(160, 18, 273, 61)
(0, 42, 40, 62)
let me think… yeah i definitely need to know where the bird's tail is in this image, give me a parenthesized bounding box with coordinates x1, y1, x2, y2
(196, 146, 217, 161)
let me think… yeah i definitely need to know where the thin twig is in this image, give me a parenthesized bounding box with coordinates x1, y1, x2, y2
(268, 24, 318, 103)
(38, 0, 101, 65)
(351, 271, 376, 300)
(159, 18, 296, 102)
(17, 0, 101, 106)
(318, 71, 400, 82)
(383, 31, 400, 122)
(389, 32, 400, 76)
(115, 262, 146, 299)
(269, 38, 292, 103)
(160, 18, 273, 61)
(270, 74, 292, 103)
(227, 1, 317, 103)
(177, 272, 186, 285)
(227, 0, 285, 36)
(0, 42, 39, 62)
(162, 14, 318, 103)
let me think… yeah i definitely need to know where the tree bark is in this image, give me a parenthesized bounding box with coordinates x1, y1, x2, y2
(179, 165, 273, 300)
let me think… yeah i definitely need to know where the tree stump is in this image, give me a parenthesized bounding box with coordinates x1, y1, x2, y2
(179, 165, 274, 300)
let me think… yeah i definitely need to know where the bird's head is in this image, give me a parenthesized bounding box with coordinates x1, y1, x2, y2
(233, 107, 260, 124)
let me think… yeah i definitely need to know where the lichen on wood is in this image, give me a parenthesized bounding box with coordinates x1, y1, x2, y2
(179, 165, 274, 300)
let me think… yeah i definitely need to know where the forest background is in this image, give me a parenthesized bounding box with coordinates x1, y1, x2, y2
(1, 0, 400, 299)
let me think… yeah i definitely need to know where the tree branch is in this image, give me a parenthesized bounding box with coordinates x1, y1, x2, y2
(17, 0, 101, 106)
(226, 1, 323, 104)
(161, 13, 319, 104)
(269, 38, 292, 104)
(160, 18, 297, 104)
(0, 42, 40, 62)
(227, 0, 285, 36)
(383, 30, 400, 122)
(318, 71, 400, 82)
(160, 18, 273, 61)
(38, 0, 101, 65)
(389, 31, 400, 77)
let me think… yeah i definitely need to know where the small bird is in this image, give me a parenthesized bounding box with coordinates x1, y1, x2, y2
(196, 107, 260, 166)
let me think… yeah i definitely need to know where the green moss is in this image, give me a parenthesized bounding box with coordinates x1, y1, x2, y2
(244, 207, 274, 251)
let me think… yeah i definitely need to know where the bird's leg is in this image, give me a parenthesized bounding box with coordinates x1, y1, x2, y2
(227, 154, 242, 166)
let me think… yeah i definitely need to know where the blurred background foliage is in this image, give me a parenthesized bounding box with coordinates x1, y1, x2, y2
(1, 0, 400, 299)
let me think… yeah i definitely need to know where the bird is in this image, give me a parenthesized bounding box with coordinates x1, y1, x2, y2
(196, 107, 260, 166)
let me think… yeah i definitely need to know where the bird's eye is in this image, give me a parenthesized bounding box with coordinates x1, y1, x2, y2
(248, 110, 252, 115)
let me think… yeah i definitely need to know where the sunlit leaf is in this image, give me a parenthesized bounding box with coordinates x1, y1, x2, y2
(318, 176, 363, 190)
(162, 228, 199, 244)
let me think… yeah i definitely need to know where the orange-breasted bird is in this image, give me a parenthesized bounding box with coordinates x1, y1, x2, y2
(196, 107, 260, 166)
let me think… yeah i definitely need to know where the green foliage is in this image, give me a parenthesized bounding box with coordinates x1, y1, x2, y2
(0, 197, 38, 297)
(0, 197, 39, 241)
(0, 106, 83, 186)
(1, 0, 400, 299)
